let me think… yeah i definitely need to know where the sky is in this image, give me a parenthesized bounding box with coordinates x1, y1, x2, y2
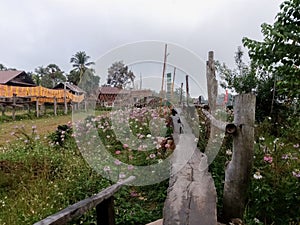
(0, 0, 282, 97)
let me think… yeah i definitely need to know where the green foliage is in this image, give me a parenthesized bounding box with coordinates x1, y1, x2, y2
(243, 0, 300, 99)
(78, 69, 100, 96)
(216, 47, 258, 94)
(48, 124, 74, 149)
(107, 61, 135, 88)
(244, 124, 300, 224)
(70, 51, 95, 85)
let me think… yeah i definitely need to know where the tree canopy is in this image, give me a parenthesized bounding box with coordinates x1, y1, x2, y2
(243, 0, 300, 99)
(216, 46, 257, 94)
(107, 61, 135, 88)
(70, 51, 95, 83)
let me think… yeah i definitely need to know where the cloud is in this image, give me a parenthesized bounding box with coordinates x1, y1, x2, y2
(0, 0, 282, 75)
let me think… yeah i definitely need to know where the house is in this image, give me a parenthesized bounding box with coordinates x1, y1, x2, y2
(53, 82, 85, 95)
(98, 86, 128, 106)
(98, 87, 153, 107)
(0, 70, 36, 87)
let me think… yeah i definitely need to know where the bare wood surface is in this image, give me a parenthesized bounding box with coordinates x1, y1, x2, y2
(223, 94, 256, 221)
(34, 176, 135, 225)
(163, 109, 217, 225)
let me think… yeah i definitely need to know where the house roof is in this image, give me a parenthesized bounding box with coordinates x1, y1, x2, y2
(0, 70, 24, 84)
(54, 82, 86, 94)
(99, 86, 129, 95)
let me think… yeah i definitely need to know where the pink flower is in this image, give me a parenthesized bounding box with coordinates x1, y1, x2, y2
(165, 143, 170, 148)
(127, 165, 134, 170)
(264, 155, 273, 163)
(114, 159, 122, 165)
(115, 150, 121, 155)
(130, 191, 138, 197)
(149, 153, 156, 159)
(123, 143, 129, 148)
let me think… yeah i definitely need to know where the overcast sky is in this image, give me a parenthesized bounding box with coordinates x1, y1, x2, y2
(0, 0, 282, 96)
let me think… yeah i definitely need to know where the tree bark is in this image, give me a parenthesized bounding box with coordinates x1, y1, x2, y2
(222, 93, 256, 221)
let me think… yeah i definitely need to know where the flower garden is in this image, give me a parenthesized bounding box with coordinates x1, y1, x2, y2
(0, 105, 299, 224)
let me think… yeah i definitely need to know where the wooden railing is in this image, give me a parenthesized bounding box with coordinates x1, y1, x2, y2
(34, 176, 135, 225)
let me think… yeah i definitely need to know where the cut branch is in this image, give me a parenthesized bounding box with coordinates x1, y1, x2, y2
(201, 109, 236, 134)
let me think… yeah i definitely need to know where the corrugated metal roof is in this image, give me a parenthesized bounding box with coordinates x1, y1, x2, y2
(0, 70, 23, 84)
(99, 86, 124, 94)
(53, 82, 86, 94)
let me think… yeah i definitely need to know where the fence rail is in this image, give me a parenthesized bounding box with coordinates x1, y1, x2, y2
(34, 176, 135, 225)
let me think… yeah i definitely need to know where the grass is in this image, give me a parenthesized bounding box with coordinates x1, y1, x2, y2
(0, 114, 72, 145)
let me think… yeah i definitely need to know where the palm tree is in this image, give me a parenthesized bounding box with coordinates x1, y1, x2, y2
(70, 51, 95, 82)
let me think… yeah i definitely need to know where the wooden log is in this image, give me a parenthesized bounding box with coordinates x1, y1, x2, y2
(33, 176, 135, 225)
(163, 110, 217, 225)
(201, 109, 236, 134)
(222, 93, 256, 222)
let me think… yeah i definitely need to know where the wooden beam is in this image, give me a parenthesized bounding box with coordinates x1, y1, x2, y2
(33, 176, 135, 225)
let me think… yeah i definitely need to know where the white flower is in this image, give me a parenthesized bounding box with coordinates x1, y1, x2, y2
(254, 218, 260, 223)
(226, 149, 232, 156)
(253, 172, 263, 179)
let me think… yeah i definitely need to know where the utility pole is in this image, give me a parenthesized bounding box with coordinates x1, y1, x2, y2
(160, 44, 168, 95)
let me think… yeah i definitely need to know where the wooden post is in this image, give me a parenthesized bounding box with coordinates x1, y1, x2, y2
(179, 82, 183, 105)
(36, 97, 39, 117)
(12, 93, 16, 120)
(206, 51, 217, 113)
(54, 97, 57, 116)
(185, 75, 189, 106)
(96, 197, 115, 225)
(223, 93, 256, 222)
(64, 82, 68, 114)
(205, 51, 219, 164)
(1, 104, 5, 116)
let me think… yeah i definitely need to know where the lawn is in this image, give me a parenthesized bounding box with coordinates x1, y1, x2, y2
(0, 114, 72, 145)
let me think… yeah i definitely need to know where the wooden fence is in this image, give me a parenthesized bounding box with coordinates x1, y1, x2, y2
(33, 176, 135, 225)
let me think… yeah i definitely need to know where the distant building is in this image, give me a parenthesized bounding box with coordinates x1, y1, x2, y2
(0, 70, 35, 87)
(53, 82, 85, 95)
(97, 87, 153, 107)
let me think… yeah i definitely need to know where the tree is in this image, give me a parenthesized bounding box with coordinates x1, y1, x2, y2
(34, 66, 48, 86)
(67, 70, 80, 85)
(37, 64, 66, 88)
(243, 0, 300, 100)
(0, 64, 7, 71)
(70, 51, 95, 82)
(107, 61, 135, 88)
(78, 69, 100, 96)
(216, 46, 257, 94)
